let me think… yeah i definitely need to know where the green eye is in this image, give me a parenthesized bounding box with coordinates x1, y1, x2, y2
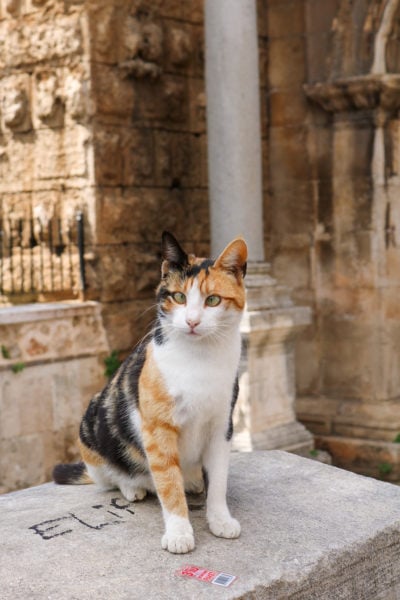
(205, 295, 221, 307)
(172, 292, 186, 305)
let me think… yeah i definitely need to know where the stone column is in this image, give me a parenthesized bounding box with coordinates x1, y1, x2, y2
(204, 0, 264, 261)
(205, 0, 313, 453)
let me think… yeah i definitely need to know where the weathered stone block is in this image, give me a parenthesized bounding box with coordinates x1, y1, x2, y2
(320, 317, 379, 400)
(306, 0, 337, 34)
(271, 245, 311, 289)
(269, 126, 312, 183)
(96, 243, 159, 303)
(0, 433, 45, 490)
(269, 181, 314, 235)
(87, 3, 119, 65)
(4, 451, 400, 598)
(187, 77, 206, 133)
(34, 126, 90, 181)
(120, 128, 154, 186)
(267, 0, 305, 38)
(294, 323, 320, 396)
(153, 129, 203, 188)
(132, 75, 189, 126)
(268, 36, 306, 88)
(317, 435, 400, 481)
(268, 89, 309, 128)
(182, 0, 203, 23)
(96, 186, 206, 246)
(332, 123, 374, 180)
(0, 303, 108, 492)
(0, 74, 32, 132)
(1, 13, 83, 67)
(92, 64, 135, 122)
(101, 298, 154, 354)
(306, 32, 334, 83)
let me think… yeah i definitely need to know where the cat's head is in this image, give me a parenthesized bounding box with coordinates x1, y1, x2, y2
(156, 232, 247, 342)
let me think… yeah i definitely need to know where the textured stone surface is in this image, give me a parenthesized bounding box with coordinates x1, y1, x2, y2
(1, 451, 400, 599)
(266, 0, 400, 477)
(0, 302, 108, 492)
(0, 0, 210, 357)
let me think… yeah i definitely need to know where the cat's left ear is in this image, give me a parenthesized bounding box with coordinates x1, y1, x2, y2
(161, 231, 189, 276)
(214, 237, 248, 279)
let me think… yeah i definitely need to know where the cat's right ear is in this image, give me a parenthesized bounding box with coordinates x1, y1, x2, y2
(161, 231, 189, 276)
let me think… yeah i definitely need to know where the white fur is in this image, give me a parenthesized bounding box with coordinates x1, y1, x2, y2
(151, 287, 243, 552)
(161, 513, 194, 554)
(86, 462, 154, 501)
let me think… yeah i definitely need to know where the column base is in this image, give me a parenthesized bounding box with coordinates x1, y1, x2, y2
(233, 262, 314, 454)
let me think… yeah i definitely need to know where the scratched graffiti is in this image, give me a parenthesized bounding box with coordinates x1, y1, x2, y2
(29, 497, 135, 541)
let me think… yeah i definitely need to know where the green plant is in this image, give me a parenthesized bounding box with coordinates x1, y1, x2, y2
(393, 433, 400, 444)
(378, 462, 393, 477)
(309, 449, 318, 457)
(1, 345, 10, 359)
(104, 350, 121, 379)
(11, 362, 25, 374)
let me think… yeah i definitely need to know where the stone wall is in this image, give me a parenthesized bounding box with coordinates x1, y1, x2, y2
(0, 0, 95, 293)
(3, 0, 400, 483)
(0, 302, 108, 493)
(266, 0, 400, 479)
(0, 0, 270, 355)
(88, 0, 210, 352)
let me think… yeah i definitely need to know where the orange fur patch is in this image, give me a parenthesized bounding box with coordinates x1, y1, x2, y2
(139, 345, 188, 518)
(78, 438, 105, 468)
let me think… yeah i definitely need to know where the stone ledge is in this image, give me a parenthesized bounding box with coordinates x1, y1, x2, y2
(0, 300, 108, 368)
(0, 301, 102, 325)
(1, 451, 400, 599)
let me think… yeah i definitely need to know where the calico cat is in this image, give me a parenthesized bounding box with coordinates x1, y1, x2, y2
(53, 231, 247, 554)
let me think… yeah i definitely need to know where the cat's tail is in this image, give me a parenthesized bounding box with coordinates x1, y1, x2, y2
(52, 461, 93, 485)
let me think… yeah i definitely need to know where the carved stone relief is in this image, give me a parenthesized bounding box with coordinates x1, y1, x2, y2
(1, 76, 31, 132)
(34, 71, 64, 127)
(119, 16, 163, 79)
(169, 28, 192, 65)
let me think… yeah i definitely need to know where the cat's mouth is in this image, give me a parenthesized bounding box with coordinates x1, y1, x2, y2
(187, 329, 200, 336)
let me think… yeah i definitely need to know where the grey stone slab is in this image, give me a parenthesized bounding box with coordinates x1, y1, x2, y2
(1, 451, 400, 599)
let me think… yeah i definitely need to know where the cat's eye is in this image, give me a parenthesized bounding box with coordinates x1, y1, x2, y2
(172, 292, 186, 305)
(205, 295, 221, 307)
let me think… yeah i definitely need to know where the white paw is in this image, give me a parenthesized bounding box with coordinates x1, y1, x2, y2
(161, 531, 195, 554)
(208, 515, 241, 539)
(119, 485, 147, 502)
(162, 515, 195, 554)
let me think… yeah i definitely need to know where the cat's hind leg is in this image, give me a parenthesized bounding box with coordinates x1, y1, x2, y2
(183, 463, 204, 494)
(116, 473, 154, 502)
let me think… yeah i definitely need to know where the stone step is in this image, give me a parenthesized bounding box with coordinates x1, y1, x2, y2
(1, 451, 400, 599)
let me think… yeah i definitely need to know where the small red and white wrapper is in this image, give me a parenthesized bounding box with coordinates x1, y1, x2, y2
(176, 564, 237, 587)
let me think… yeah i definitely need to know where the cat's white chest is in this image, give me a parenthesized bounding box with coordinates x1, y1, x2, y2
(152, 336, 241, 425)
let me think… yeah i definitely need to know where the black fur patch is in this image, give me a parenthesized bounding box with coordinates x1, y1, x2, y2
(79, 341, 149, 477)
(153, 323, 164, 345)
(186, 259, 214, 278)
(202, 467, 209, 496)
(226, 376, 239, 441)
(53, 462, 86, 485)
(162, 231, 189, 270)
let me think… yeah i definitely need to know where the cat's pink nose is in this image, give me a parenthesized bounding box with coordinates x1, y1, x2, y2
(186, 317, 200, 329)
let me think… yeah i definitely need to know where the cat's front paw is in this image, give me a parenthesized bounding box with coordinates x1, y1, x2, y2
(208, 515, 241, 539)
(161, 531, 195, 554)
(162, 515, 195, 554)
